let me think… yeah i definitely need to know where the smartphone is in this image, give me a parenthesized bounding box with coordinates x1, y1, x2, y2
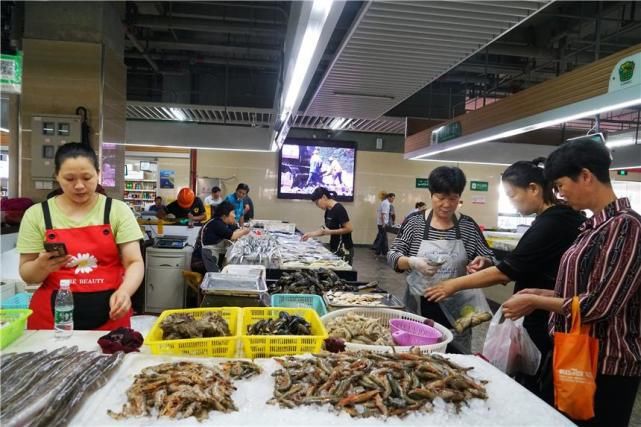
(44, 242, 68, 258)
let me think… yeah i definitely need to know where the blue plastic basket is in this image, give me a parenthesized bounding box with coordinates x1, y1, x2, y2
(1, 293, 32, 310)
(271, 294, 328, 317)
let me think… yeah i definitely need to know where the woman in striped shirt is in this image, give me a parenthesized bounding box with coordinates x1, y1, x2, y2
(388, 166, 495, 352)
(503, 138, 641, 426)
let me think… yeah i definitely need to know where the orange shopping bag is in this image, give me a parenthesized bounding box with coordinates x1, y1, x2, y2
(553, 296, 599, 420)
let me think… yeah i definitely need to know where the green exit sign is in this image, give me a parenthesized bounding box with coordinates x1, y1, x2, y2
(416, 178, 429, 189)
(470, 181, 489, 192)
(617, 170, 629, 176)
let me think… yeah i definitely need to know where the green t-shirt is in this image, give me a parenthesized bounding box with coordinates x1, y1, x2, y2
(17, 195, 143, 254)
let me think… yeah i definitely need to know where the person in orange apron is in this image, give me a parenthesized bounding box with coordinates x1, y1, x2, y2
(17, 142, 144, 330)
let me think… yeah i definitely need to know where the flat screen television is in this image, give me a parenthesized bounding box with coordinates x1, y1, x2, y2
(277, 139, 356, 202)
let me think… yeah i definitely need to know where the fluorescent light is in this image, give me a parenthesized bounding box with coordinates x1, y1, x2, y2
(413, 158, 512, 166)
(274, 0, 334, 148)
(409, 90, 641, 160)
(0, 127, 9, 133)
(330, 117, 346, 130)
(606, 137, 636, 148)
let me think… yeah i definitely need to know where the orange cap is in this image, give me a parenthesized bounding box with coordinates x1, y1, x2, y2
(177, 187, 195, 208)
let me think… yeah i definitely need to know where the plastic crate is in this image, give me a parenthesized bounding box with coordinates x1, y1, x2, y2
(0, 309, 32, 350)
(240, 307, 328, 358)
(144, 307, 241, 358)
(321, 307, 453, 354)
(1, 293, 32, 310)
(271, 294, 328, 317)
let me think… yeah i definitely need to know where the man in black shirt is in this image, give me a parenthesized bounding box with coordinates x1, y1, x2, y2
(165, 187, 206, 223)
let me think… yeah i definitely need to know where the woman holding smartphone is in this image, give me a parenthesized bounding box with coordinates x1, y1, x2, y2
(17, 143, 144, 330)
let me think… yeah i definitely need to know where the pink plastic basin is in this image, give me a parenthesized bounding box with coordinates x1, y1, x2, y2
(389, 319, 442, 346)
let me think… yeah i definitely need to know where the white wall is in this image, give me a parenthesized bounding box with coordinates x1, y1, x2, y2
(196, 149, 504, 244)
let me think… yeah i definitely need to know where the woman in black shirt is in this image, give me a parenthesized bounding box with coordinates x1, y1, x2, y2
(191, 201, 250, 274)
(425, 158, 585, 399)
(302, 187, 354, 264)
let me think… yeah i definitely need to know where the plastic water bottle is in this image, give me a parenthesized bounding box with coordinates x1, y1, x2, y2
(54, 280, 74, 339)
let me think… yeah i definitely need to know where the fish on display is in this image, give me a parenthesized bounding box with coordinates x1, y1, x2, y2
(0, 347, 123, 427)
(268, 268, 358, 295)
(269, 348, 488, 418)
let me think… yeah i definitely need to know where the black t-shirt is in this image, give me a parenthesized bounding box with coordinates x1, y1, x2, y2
(324, 202, 353, 251)
(192, 218, 236, 262)
(496, 204, 585, 344)
(166, 197, 205, 219)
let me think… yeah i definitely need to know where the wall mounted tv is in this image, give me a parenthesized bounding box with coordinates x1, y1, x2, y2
(277, 139, 356, 202)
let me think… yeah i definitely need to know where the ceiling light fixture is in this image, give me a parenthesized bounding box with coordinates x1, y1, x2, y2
(273, 0, 336, 151)
(113, 142, 272, 153)
(408, 89, 641, 160)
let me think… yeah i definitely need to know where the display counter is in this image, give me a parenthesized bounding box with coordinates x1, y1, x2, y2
(3, 330, 573, 427)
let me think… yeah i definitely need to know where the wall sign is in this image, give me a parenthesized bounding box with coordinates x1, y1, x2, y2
(0, 52, 22, 94)
(431, 121, 462, 145)
(160, 169, 175, 189)
(415, 178, 429, 189)
(609, 53, 641, 92)
(470, 181, 489, 192)
(472, 196, 486, 205)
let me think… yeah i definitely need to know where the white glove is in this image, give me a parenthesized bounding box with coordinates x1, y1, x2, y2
(408, 256, 441, 277)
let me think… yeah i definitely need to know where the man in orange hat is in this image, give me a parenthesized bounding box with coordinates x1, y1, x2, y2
(164, 187, 206, 224)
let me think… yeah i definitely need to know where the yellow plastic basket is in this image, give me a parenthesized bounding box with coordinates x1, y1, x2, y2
(144, 307, 241, 358)
(240, 307, 328, 358)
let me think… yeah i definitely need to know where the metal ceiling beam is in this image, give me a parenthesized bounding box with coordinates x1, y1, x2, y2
(131, 14, 285, 38)
(124, 27, 159, 73)
(125, 40, 281, 59)
(125, 52, 279, 70)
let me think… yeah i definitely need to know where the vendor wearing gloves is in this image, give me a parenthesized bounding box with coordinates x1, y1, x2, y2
(425, 158, 585, 399)
(501, 138, 641, 426)
(191, 201, 250, 274)
(17, 143, 144, 330)
(164, 188, 206, 225)
(303, 187, 354, 264)
(388, 166, 495, 352)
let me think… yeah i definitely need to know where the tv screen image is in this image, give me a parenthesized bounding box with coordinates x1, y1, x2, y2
(278, 139, 356, 202)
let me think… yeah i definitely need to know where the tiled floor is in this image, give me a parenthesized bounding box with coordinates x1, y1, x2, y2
(351, 246, 641, 426)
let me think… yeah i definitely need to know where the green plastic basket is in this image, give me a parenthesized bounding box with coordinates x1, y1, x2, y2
(271, 293, 328, 317)
(0, 309, 32, 350)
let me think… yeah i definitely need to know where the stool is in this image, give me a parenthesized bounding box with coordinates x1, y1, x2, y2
(182, 270, 203, 307)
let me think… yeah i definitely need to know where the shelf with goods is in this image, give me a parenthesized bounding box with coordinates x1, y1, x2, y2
(124, 178, 157, 212)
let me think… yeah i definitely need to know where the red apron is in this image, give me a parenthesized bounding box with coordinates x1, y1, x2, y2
(28, 197, 132, 330)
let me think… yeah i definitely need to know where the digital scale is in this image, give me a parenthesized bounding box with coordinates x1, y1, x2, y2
(153, 235, 188, 249)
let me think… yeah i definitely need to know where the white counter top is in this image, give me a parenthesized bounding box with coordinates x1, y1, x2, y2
(2, 330, 574, 427)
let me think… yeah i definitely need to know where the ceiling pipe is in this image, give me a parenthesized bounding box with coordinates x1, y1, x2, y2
(131, 14, 285, 38)
(126, 40, 280, 59)
(125, 52, 279, 70)
(124, 26, 160, 73)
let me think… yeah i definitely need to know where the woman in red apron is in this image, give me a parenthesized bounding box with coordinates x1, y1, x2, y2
(17, 143, 144, 330)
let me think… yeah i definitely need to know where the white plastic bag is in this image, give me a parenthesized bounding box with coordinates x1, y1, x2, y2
(482, 307, 541, 376)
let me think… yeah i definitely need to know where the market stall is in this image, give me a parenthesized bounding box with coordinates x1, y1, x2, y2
(2, 329, 573, 427)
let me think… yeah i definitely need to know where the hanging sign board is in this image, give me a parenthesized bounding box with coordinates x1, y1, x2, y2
(415, 178, 430, 189)
(431, 121, 462, 145)
(470, 181, 489, 192)
(609, 53, 641, 93)
(0, 52, 22, 94)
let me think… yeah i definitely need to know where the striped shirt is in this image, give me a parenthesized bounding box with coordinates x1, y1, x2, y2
(549, 198, 641, 376)
(388, 211, 495, 271)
